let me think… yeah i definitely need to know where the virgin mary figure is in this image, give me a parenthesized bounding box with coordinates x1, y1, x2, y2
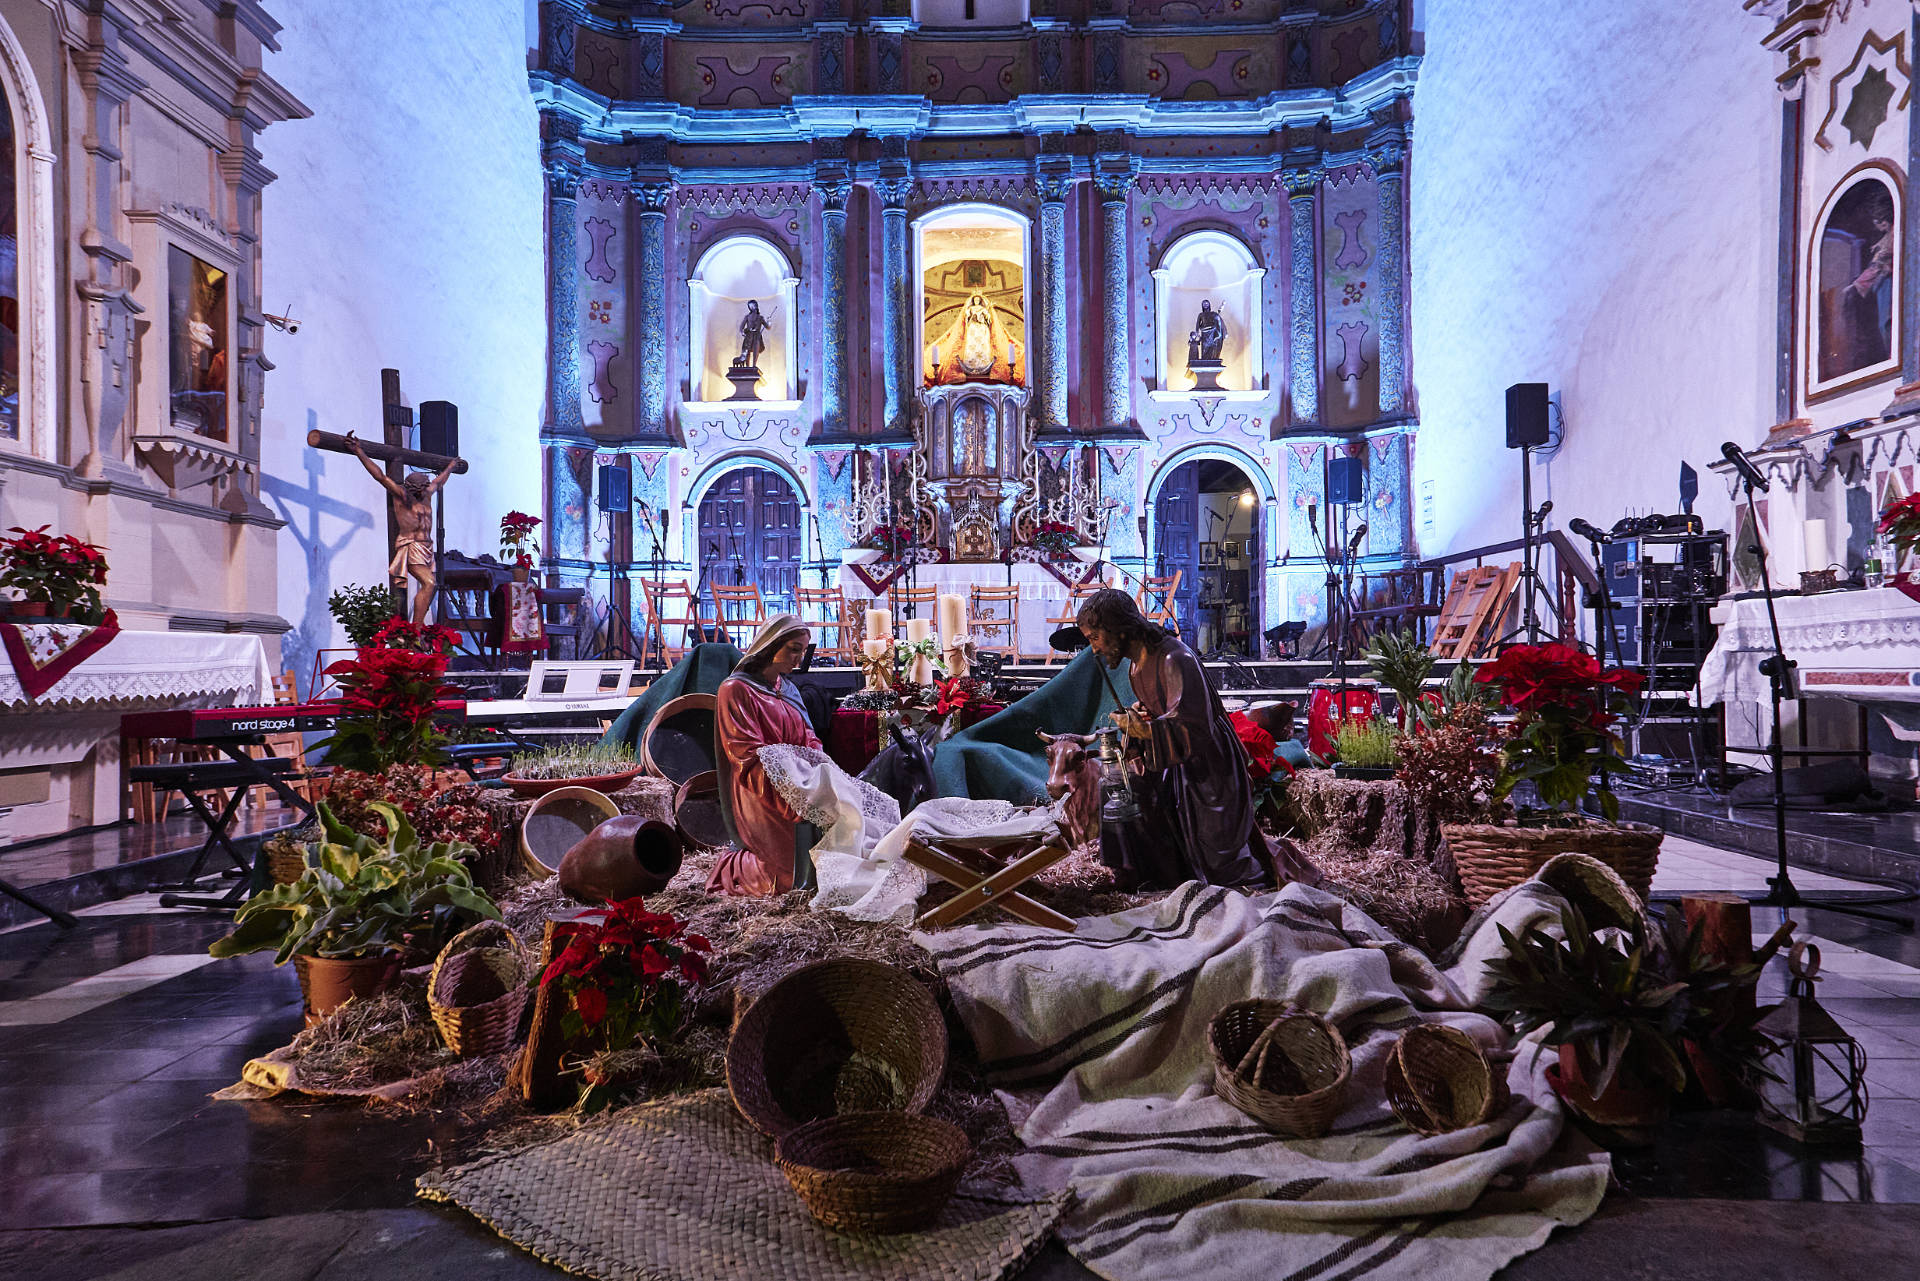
(926, 293, 1026, 387)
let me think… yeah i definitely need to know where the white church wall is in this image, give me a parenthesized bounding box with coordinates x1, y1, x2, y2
(257, 0, 546, 692)
(1411, 1, 1779, 563)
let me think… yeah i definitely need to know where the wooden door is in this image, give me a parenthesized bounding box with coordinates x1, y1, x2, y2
(697, 468, 804, 618)
(1152, 462, 1200, 637)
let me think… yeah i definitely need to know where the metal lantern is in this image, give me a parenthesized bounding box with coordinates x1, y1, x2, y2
(1753, 942, 1869, 1145)
(1097, 729, 1142, 823)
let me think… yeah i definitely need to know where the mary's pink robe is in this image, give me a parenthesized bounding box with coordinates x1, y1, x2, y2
(706, 672, 821, 896)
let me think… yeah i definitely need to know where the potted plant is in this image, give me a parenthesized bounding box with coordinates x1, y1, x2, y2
(1365, 627, 1437, 729)
(327, 582, 398, 646)
(863, 522, 916, 557)
(209, 801, 500, 1019)
(1, 525, 108, 622)
(1228, 709, 1297, 828)
(1331, 718, 1399, 780)
(1654, 906, 1792, 1108)
(314, 618, 459, 774)
(1482, 900, 1690, 1145)
(500, 510, 542, 582)
(1440, 642, 1660, 906)
(538, 895, 712, 1110)
(503, 742, 644, 798)
(1029, 520, 1082, 559)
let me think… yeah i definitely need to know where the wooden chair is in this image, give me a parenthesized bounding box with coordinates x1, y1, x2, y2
(797, 584, 855, 663)
(641, 580, 701, 663)
(1046, 582, 1107, 660)
(440, 564, 502, 666)
(540, 585, 586, 661)
(1137, 571, 1183, 636)
(710, 582, 767, 646)
(968, 585, 1024, 662)
(1352, 566, 1445, 647)
(1429, 563, 1521, 660)
(248, 672, 313, 809)
(901, 834, 1077, 931)
(887, 583, 939, 637)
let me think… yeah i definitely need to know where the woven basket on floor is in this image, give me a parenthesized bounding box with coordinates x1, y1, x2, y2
(774, 1111, 972, 1235)
(727, 958, 947, 1138)
(264, 838, 311, 886)
(1383, 1023, 1511, 1136)
(1208, 1000, 1350, 1138)
(1443, 820, 1662, 908)
(428, 919, 533, 1057)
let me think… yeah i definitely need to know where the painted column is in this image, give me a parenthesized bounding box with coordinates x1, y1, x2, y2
(634, 181, 672, 441)
(1786, 90, 1810, 419)
(1369, 131, 1409, 419)
(1094, 168, 1135, 433)
(817, 171, 852, 437)
(1282, 165, 1321, 433)
(541, 127, 584, 440)
(1035, 166, 1072, 434)
(877, 158, 913, 439)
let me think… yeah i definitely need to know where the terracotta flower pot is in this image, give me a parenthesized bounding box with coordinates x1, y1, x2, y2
(295, 952, 400, 1025)
(10, 600, 48, 619)
(1549, 1044, 1671, 1147)
(559, 814, 685, 903)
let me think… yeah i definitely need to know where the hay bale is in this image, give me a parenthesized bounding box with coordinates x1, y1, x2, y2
(1315, 848, 1468, 954)
(1283, 771, 1444, 873)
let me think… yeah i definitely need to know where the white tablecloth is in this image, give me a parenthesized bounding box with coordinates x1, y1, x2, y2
(0, 628, 274, 710)
(1700, 588, 1920, 710)
(839, 561, 1108, 656)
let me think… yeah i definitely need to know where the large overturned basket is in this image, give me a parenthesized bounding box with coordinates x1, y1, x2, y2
(642, 693, 719, 786)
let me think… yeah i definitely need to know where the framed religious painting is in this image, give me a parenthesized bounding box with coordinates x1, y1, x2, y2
(1222, 540, 1242, 559)
(1200, 541, 1220, 565)
(1808, 165, 1904, 400)
(167, 246, 230, 439)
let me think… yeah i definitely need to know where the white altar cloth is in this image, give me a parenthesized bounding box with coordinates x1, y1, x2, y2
(0, 629, 273, 710)
(1700, 588, 1920, 711)
(838, 559, 1112, 657)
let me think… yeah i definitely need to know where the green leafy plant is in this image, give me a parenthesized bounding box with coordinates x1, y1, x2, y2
(1481, 901, 1690, 1100)
(208, 801, 498, 965)
(1365, 628, 1435, 727)
(327, 583, 397, 647)
(1475, 643, 1644, 823)
(1652, 906, 1792, 1094)
(1332, 717, 1398, 769)
(1395, 700, 1508, 824)
(508, 741, 639, 781)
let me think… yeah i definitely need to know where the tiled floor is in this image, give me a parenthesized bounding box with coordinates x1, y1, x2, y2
(0, 803, 299, 889)
(2, 836, 1919, 1250)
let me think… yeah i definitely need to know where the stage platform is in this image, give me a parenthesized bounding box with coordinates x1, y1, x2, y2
(1618, 785, 1920, 892)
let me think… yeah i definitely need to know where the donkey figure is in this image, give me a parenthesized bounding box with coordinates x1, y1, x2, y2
(859, 721, 937, 815)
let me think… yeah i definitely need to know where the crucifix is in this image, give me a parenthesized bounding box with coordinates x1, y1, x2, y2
(305, 368, 469, 625)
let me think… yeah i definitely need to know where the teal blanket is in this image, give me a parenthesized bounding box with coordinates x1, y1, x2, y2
(600, 643, 743, 750)
(930, 650, 1136, 805)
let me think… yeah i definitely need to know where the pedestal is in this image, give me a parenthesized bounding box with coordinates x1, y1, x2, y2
(725, 366, 763, 402)
(1189, 361, 1225, 392)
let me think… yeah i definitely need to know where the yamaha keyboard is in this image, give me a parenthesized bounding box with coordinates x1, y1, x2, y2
(122, 699, 468, 741)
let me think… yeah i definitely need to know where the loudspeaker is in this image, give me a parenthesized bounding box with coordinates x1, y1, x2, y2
(597, 464, 631, 513)
(1327, 456, 1364, 505)
(1505, 382, 1550, 449)
(418, 400, 458, 457)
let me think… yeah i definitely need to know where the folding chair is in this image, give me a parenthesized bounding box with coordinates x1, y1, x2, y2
(901, 834, 1078, 931)
(1429, 564, 1520, 660)
(797, 584, 855, 663)
(1138, 571, 1183, 636)
(968, 585, 1024, 662)
(642, 580, 701, 663)
(887, 583, 938, 637)
(1047, 582, 1107, 660)
(710, 583, 767, 646)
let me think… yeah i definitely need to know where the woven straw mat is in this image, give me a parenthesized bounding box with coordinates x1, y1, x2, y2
(416, 1090, 1069, 1281)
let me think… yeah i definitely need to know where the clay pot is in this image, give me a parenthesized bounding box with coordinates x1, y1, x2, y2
(559, 814, 685, 904)
(10, 600, 48, 619)
(1549, 1044, 1671, 1147)
(295, 952, 400, 1025)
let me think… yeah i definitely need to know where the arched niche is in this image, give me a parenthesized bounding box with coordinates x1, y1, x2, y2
(1151, 230, 1265, 394)
(0, 14, 56, 459)
(911, 0, 1029, 26)
(1808, 163, 1903, 400)
(687, 235, 799, 405)
(914, 203, 1030, 393)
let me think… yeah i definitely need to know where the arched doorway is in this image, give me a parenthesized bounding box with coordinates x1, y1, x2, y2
(696, 466, 804, 622)
(1152, 459, 1262, 657)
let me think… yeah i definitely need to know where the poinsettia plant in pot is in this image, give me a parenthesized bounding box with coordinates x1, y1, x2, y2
(1229, 709, 1297, 828)
(1028, 520, 1082, 558)
(313, 618, 459, 774)
(863, 522, 916, 556)
(538, 897, 712, 1111)
(1439, 642, 1664, 908)
(499, 510, 541, 577)
(0, 525, 108, 621)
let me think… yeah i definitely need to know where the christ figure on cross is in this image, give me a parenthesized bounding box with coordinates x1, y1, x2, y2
(347, 431, 456, 624)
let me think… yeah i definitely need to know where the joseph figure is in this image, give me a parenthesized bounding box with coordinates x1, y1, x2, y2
(1077, 588, 1316, 890)
(348, 431, 457, 625)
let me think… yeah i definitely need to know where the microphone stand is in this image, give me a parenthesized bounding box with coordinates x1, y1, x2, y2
(1578, 523, 1619, 813)
(636, 505, 670, 669)
(1731, 468, 1912, 926)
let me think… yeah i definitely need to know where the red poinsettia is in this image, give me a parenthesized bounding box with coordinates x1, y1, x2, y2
(1228, 709, 1295, 792)
(1, 525, 109, 617)
(316, 621, 457, 772)
(539, 897, 710, 1085)
(500, 510, 542, 567)
(1474, 642, 1644, 820)
(1879, 492, 1920, 564)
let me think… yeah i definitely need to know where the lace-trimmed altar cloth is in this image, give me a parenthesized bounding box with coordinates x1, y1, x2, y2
(0, 626, 272, 709)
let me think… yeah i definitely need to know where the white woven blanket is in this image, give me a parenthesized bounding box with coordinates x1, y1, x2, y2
(915, 878, 1610, 1281)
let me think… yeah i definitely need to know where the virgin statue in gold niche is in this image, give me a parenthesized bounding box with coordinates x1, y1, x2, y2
(926, 292, 1026, 387)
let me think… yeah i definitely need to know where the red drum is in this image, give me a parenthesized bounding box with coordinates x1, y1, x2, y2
(1306, 679, 1382, 758)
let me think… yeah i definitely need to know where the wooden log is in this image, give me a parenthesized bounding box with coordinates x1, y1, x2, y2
(1682, 892, 1755, 1013)
(304, 427, 468, 474)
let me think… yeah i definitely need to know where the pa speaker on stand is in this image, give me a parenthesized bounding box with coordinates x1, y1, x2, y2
(591, 463, 640, 660)
(1500, 382, 1558, 644)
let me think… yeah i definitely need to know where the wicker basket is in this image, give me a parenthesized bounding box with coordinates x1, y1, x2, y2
(264, 836, 312, 886)
(1208, 1000, 1350, 1138)
(428, 920, 534, 1057)
(727, 958, 947, 1138)
(1383, 1023, 1511, 1136)
(774, 1112, 972, 1235)
(1443, 820, 1662, 909)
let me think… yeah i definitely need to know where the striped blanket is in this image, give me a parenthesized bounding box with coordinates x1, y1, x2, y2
(917, 879, 1611, 1281)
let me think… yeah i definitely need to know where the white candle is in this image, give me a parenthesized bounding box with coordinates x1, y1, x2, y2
(906, 618, 932, 643)
(1803, 519, 1829, 573)
(862, 637, 891, 660)
(937, 593, 966, 640)
(905, 618, 933, 683)
(865, 607, 891, 641)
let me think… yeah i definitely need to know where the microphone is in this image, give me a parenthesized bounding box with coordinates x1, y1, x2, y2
(1307, 504, 1319, 534)
(1534, 500, 1554, 523)
(1569, 517, 1612, 545)
(1721, 440, 1770, 492)
(1347, 522, 1369, 554)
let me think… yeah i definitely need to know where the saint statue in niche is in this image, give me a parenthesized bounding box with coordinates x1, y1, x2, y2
(1817, 179, 1898, 385)
(733, 300, 768, 371)
(926, 292, 1026, 387)
(1187, 299, 1227, 367)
